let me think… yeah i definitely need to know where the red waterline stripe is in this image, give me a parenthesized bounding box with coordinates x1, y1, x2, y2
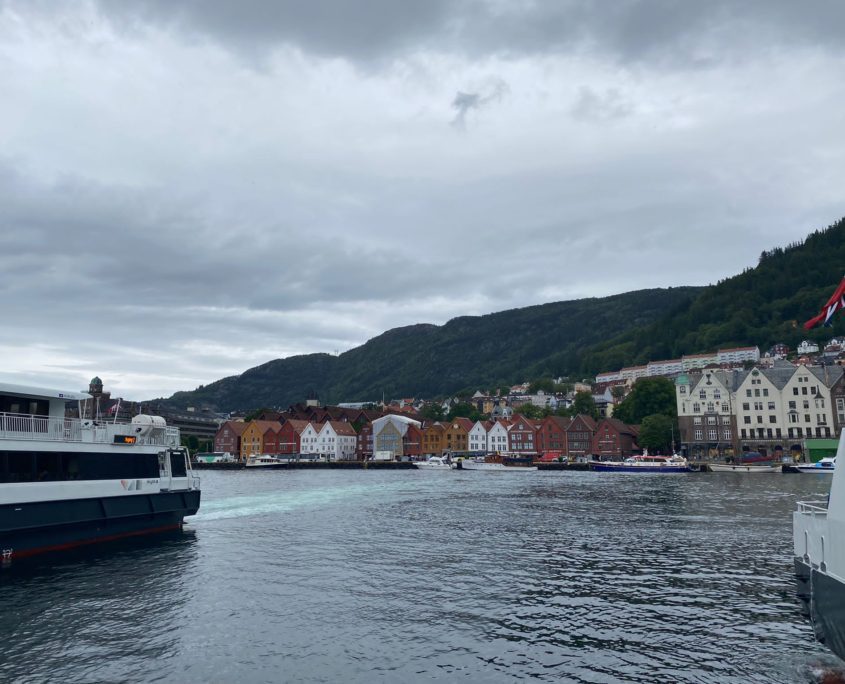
(9, 523, 183, 559)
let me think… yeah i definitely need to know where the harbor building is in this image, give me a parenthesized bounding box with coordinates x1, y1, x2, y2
(676, 370, 738, 460)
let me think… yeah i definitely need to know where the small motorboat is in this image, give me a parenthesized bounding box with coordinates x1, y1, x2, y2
(794, 457, 836, 474)
(415, 456, 453, 470)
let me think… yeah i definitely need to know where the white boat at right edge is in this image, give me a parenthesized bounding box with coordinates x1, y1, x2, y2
(793, 430, 845, 661)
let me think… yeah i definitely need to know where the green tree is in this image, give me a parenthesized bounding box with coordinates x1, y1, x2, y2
(570, 391, 599, 420)
(610, 385, 627, 401)
(447, 402, 482, 422)
(421, 403, 445, 421)
(613, 377, 676, 424)
(637, 414, 676, 453)
(528, 378, 555, 394)
(517, 403, 544, 419)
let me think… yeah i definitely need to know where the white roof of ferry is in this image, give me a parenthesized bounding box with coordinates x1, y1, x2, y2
(0, 382, 91, 401)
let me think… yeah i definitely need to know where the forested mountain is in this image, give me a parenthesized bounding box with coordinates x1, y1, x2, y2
(579, 217, 845, 375)
(164, 216, 845, 413)
(163, 287, 700, 411)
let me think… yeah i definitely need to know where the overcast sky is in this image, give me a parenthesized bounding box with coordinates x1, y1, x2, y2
(2, 1, 845, 400)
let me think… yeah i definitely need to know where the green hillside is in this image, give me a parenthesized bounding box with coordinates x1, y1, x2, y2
(163, 287, 699, 411)
(579, 216, 845, 375)
(163, 216, 845, 413)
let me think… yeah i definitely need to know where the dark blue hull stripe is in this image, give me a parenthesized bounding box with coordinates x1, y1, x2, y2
(0, 490, 200, 559)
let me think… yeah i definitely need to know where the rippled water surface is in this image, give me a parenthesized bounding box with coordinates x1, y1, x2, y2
(1, 470, 842, 683)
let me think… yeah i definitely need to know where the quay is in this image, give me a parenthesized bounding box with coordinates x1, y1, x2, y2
(192, 461, 417, 470)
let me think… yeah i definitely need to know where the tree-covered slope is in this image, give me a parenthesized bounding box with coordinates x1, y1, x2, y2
(579, 217, 845, 374)
(162, 287, 700, 411)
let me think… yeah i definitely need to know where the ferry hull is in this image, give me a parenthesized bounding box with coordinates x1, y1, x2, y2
(0, 490, 200, 561)
(795, 557, 845, 662)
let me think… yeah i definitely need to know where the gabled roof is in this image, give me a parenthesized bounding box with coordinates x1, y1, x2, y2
(220, 420, 248, 435)
(327, 421, 358, 436)
(247, 420, 281, 433)
(542, 415, 571, 430)
(447, 417, 475, 432)
(567, 414, 597, 431)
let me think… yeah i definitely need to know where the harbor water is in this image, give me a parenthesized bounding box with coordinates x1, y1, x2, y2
(0, 470, 841, 683)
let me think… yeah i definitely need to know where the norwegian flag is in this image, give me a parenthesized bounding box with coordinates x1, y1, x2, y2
(804, 276, 845, 330)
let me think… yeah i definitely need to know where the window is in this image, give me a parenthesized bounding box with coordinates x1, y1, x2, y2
(693, 417, 702, 425)
(789, 401, 797, 410)
(768, 402, 775, 410)
(763, 389, 769, 397)
(742, 403, 750, 411)
(721, 403, 729, 412)
(793, 388, 799, 396)
(757, 416, 763, 424)
(714, 390, 721, 399)
(803, 400, 810, 409)
(699, 390, 707, 399)
(754, 389, 761, 397)
(805, 414, 811, 423)
(746, 389, 752, 397)
(707, 416, 716, 425)
(754, 402, 763, 411)
(708, 429, 717, 440)
(723, 429, 731, 440)
(789, 414, 798, 423)
(741, 429, 748, 438)
(767, 428, 773, 438)
(706, 402, 715, 413)
(743, 416, 751, 424)
(802, 387, 808, 395)
(818, 414, 827, 425)
(811, 386, 817, 395)
(776, 428, 782, 438)
(693, 403, 700, 413)
(769, 415, 776, 423)
(694, 429, 703, 440)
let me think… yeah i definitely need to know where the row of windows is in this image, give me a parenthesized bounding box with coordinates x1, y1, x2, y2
(693, 415, 729, 425)
(0, 450, 161, 483)
(693, 429, 731, 440)
(739, 427, 832, 439)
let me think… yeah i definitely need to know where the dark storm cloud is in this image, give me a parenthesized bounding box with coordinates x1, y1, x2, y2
(88, 0, 845, 65)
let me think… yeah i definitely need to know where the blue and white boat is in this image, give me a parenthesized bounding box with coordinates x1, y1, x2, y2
(794, 457, 836, 474)
(0, 382, 200, 562)
(590, 454, 691, 473)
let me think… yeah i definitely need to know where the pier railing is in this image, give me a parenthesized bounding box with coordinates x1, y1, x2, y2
(0, 412, 180, 447)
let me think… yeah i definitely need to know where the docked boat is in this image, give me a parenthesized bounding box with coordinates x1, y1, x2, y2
(794, 457, 836, 474)
(195, 451, 236, 464)
(794, 431, 845, 660)
(0, 382, 200, 562)
(455, 457, 537, 472)
(708, 463, 782, 473)
(590, 454, 691, 473)
(245, 454, 287, 468)
(414, 456, 453, 470)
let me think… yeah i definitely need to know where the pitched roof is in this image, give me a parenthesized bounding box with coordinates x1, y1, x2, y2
(220, 420, 248, 435)
(328, 421, 358, 436)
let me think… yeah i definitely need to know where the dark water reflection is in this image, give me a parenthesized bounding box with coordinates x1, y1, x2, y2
(0, 470, 841, 683)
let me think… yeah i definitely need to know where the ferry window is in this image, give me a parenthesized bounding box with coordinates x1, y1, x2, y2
(5, 452, 34, 482)
(36, 453, 61, 481)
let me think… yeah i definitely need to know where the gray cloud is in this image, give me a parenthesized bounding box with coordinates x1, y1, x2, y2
(1, 1, 845, 398)
(75, 0, 845, 66)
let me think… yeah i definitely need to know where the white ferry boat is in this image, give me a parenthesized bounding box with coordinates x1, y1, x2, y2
(245, 454, 287, 468)
(0, 382, 200, 562)
(793, 431, 845, 660)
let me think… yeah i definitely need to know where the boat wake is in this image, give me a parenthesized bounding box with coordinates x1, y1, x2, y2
(194, 483, 400, 522)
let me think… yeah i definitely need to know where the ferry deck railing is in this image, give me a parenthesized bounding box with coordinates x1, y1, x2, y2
(0, 412, 180, 447)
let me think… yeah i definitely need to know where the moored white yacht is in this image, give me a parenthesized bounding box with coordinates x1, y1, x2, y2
(794, 457, 836, 474)
(794, 431, 845, 659)
(0, 381, 200, 562)
(245, 454, 287, 467)
(414, 456, 453, 470)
